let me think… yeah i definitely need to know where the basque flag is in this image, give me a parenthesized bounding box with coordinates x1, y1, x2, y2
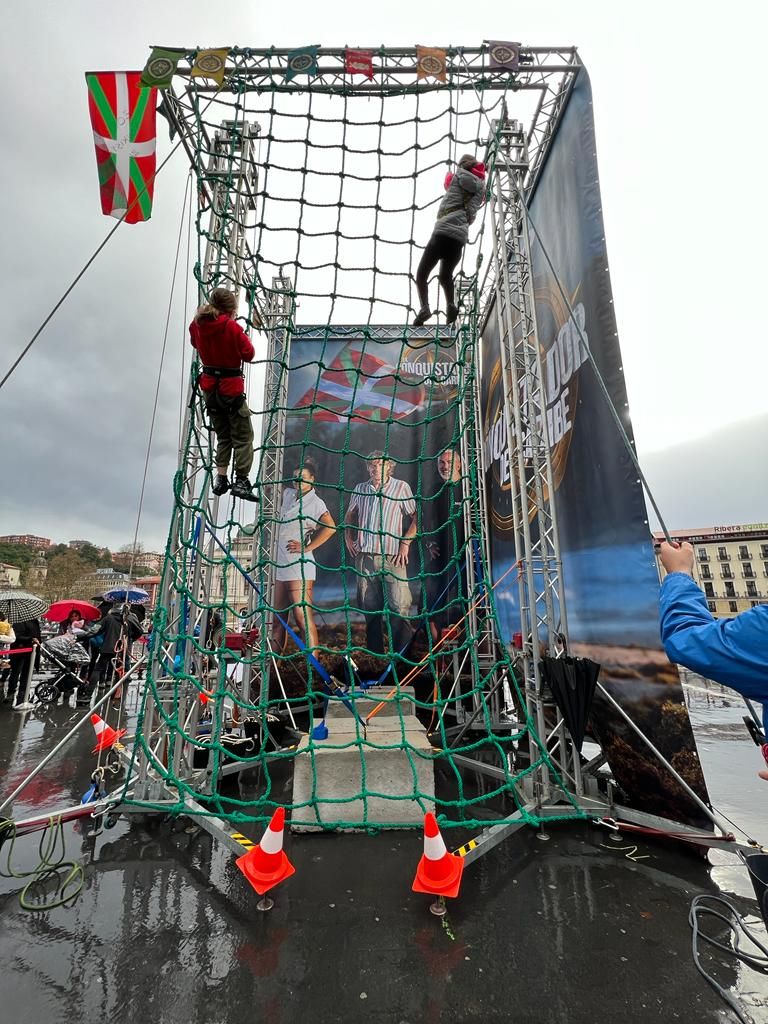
(294, 347, 425, 423)
(85, 71, 157, 223)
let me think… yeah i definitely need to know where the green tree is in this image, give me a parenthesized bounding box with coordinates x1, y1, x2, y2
(76, 542, 104, 566)
(43, 551, 90, 602)
(0, 543, 35, 574)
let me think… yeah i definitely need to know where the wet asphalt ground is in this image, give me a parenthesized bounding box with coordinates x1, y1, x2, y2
(0, 674, 767, 1023)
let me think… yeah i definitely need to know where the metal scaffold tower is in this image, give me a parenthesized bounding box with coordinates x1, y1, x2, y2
(132, 116, 262, 811)
(484, 114, 581, 809)
(111, 43, 737, 863)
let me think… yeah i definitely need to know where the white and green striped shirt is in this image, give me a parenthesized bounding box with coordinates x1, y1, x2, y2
(347, 477, 416, 557)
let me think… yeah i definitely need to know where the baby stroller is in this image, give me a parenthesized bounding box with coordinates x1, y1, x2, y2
(34, 634, 91, 707)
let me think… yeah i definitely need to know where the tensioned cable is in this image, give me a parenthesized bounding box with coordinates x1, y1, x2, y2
(0, 91, 219, 394)
(104, 171, 194, 756)
(179, 171, 194, 452)
(457, 52, 673, 542)
(127, 170, 194, 582)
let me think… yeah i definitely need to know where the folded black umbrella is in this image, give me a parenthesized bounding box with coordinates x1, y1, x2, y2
(539, 655, 600, 752)
(745, 854, 768, 929)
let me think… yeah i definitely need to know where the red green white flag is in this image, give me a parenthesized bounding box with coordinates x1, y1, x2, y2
(294, 347, 426, 423)
(85, 71, 157, 224)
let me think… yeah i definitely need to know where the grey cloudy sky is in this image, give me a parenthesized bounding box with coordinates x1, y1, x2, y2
(0, 0, 766, 551)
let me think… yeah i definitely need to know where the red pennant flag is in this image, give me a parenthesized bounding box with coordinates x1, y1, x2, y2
(85, 71, 157, 223)
(345, 48, 374, 80)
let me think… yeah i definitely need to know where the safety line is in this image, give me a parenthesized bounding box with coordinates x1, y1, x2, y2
(0, 91, 219, 393)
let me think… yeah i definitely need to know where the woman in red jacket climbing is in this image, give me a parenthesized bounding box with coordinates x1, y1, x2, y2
(189, 288, 258, 502)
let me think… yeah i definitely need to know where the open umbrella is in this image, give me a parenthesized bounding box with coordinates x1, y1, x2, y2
(44, 600, 101, 623)
(539, 655, 600, 752)
(102, 586, 149, 605)
(0, 589, 49, 624)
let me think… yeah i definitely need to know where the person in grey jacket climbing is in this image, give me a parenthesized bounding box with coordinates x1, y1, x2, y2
(413, 154, 486, 326)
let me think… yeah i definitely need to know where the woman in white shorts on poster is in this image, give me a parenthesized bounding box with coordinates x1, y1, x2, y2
(273, 456, 335, 653)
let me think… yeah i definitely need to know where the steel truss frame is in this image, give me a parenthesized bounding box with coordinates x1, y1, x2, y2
(118, 46, 738, 864)
(132, 116, 268, 805)
(466, 110, 735, 854)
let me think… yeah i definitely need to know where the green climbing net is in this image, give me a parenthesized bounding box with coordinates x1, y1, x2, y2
(121, 50, 586, 831)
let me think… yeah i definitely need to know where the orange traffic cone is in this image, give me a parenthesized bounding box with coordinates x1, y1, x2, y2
(236, 807, 296, 898)
(90, 713, 126, 754)
(412, 812, 464, 899)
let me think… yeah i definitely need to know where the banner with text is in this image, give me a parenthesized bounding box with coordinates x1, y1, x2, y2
(480, 68, 710, 826)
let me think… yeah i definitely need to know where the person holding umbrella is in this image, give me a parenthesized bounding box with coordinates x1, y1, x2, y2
(0, 614, 15, 678)
(101, 586, 150, 605)
(4, 617, 42, 706)
(0, 590, 47, 706)
(43, 600, 102, 687)
(83, 603, 143, 700)
(58, 609, 86, 636)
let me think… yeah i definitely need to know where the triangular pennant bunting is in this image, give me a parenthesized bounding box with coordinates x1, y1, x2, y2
(486, 40, 521, 72)
(416, 46, 447, 83)
(191, 48, 231, 86)
(344, 48, 374, 80)
(285, 46, 319, 82)
(141, 47, 185, 88)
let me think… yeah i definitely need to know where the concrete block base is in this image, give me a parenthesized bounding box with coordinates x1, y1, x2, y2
(291, 686, 435, 831)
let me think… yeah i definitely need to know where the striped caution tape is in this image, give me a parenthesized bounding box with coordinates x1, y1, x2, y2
(230, 831, 257, 851)
(455, 838, 478, 858)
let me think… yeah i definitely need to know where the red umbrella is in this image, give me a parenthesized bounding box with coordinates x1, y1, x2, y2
(43, 599, 101, 623)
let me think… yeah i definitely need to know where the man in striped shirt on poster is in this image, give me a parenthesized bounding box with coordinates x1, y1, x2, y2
(344, 450, 418, 657)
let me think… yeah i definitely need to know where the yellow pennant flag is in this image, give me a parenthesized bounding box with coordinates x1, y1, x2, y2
(191, 48, 231, 86)
(416, 46, 447, 83)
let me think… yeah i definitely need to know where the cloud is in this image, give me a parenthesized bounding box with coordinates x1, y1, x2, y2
(1, 1, 766, 555)
(641, 414, 768, 532)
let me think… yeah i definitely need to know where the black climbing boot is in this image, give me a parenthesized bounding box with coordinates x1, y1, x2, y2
(445, 303, 459, 325)
(211, 474, 230, 496)
(230, 477, 258, 502)
(412, 306, 432, 327)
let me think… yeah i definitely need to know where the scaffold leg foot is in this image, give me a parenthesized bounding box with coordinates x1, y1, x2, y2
(429, 896, 447, 917)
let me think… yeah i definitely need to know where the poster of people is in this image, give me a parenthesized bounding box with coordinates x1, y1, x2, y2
(479, 69, 711, 826)
(278, 328, 470, 675)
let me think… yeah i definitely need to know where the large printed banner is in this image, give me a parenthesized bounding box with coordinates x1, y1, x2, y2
(480, 69, 710, 825)
(281, 329, 467, 664)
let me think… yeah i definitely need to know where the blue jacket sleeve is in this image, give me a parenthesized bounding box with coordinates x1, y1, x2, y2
(659, 572, 768, 703)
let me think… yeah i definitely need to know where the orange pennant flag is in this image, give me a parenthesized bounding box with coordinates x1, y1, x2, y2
(416, 46, 447, 83)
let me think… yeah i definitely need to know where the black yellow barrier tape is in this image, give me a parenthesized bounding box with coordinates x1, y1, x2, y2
(230, 832, 256, 850)
(455, 838, 478, 858)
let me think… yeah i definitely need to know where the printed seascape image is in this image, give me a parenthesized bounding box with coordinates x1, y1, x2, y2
(480, 68, 710, 827)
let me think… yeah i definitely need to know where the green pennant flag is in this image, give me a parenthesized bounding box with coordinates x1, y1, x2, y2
(285, 45, 319, 82)
(141, 47, 186, 88)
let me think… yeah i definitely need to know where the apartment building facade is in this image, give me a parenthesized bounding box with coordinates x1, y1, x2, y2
(653, 523, 768, 617)
(0, 534, 51, 549)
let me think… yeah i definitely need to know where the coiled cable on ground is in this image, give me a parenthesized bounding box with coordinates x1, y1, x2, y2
(0, 815, 84, 911)
(689, 893, 768, 1024)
